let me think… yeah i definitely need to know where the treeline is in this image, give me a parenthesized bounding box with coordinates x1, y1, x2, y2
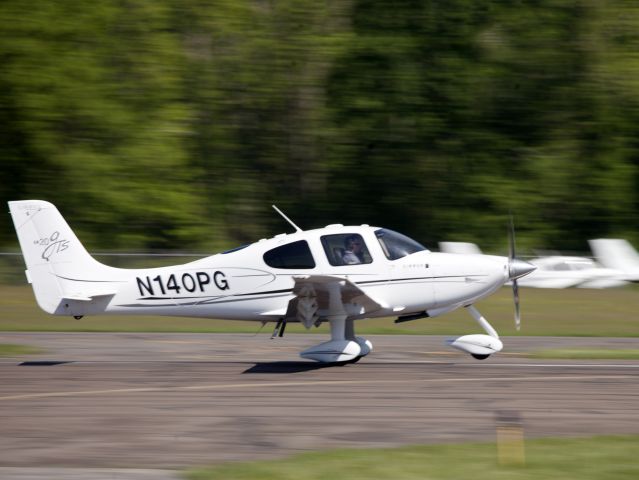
(1, 0, 638, 254)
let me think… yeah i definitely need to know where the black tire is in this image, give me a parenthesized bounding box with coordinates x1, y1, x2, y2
(333, 355, 362, 366)
(471, 353, 490, 360)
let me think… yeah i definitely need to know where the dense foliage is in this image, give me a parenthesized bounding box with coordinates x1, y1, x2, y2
(1, 0, 638, 253)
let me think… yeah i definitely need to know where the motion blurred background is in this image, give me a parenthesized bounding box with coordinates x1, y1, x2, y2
(1, 6, 638, 476)
(1, 0, 638, 257)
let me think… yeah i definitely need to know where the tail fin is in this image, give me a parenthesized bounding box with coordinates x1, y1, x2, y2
(8, 200, 119, 314)
(588, 238, 639, 274)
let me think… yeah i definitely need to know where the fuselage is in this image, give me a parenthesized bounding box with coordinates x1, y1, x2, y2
(59, 225, 511, 322)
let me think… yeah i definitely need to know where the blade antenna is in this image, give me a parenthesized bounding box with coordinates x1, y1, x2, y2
(272, 205, 303, 233)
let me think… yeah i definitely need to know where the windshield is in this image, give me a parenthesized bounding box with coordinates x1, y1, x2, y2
(375, 228, 428, 260)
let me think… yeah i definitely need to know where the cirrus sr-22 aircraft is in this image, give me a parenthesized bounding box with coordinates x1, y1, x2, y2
(9, 200, 536, 364)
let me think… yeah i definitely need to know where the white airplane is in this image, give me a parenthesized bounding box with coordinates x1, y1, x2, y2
(521, 256, 626, 289)
(439, 242, 626, 289)
(9, 200, 535, 364)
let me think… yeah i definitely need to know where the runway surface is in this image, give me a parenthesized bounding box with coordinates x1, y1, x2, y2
(1, 333, 638, 479)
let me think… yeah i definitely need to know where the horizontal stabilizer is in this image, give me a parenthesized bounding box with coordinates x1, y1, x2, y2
(62, 291, 117, 302)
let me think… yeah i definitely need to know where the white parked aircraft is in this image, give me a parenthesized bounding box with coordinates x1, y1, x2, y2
(439, 242, 626, 289)
(521, 256, 626, 289)
(9, 200, 535, 363)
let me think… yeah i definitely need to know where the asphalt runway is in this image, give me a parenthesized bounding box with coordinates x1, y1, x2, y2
(1, 333, 638, 480)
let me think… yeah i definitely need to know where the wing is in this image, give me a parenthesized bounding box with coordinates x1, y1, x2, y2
(284, 275, 385, 328)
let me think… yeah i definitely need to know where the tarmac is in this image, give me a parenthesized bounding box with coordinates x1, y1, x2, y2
(0, 333, 638, 479)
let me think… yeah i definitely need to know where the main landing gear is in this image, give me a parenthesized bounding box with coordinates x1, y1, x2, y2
(300, 316, 372, 364)
(298, 281, 372, 364)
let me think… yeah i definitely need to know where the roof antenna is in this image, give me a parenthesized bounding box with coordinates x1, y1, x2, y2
(272, 205, 303, 232)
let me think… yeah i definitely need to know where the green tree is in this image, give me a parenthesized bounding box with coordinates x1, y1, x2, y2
(0, 0, 205, 250)
(1, 0, 638, 255)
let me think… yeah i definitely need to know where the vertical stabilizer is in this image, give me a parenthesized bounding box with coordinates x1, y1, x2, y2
(589, 239, 639, 278)
(8, 200, 119, 314)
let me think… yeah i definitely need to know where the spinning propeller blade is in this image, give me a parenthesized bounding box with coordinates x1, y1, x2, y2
(507, 216, 535, 331)
(513, 276, 520, 330)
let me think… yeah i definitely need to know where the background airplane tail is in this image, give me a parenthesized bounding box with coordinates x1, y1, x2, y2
(589, 239, 639, 276)
(8, 200, 119, 314)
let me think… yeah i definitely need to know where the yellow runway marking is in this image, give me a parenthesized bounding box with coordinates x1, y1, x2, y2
(0, 374, 633, 402)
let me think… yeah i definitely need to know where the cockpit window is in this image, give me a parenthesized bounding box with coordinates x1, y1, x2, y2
(263, 240, 315, 269)
(375, 228, 427, 260)
(321, 234, 373, 266)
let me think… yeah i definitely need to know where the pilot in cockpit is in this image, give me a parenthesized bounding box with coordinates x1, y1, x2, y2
(342, 234, 365, 264)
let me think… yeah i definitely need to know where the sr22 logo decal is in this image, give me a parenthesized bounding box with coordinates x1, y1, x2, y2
(34, 231, 69, 261)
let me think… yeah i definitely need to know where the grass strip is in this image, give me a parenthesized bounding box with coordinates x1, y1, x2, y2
(530, 348, 639, 360)
(0, 343, 42, 357)
(1, 284, 639, 336)
(187, 435, 639, 480)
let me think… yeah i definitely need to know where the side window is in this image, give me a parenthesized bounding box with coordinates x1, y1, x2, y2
(263, 240, 315, 269)
(321, 234, 373, 266)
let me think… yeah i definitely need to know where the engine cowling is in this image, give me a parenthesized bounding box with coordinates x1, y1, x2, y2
(446, 334, 503, 360)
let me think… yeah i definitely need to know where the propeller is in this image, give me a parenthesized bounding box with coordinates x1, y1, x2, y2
(507, 216, 536, 331)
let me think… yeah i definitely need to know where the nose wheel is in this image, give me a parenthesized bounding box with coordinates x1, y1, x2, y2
(447, 305, 503, 359)
(471, 353, 490, 360)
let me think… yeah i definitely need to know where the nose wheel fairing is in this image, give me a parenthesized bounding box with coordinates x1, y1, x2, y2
(447, 305, 504, 359)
